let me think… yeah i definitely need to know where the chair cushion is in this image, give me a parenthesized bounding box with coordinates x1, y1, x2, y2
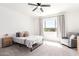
(66, 32, 78, 39)
(70, 35, 76, 40)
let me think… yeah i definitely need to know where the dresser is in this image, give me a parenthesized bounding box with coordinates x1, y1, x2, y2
(2, 36, 13, 47)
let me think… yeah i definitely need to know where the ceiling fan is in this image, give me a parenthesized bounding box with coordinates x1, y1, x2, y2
(28, 3, 51, 12)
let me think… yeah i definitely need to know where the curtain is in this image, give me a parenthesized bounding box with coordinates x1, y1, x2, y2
(57, 15, 65, 38)
(39, 15, 65, 38)
(39, 17, 43, 35)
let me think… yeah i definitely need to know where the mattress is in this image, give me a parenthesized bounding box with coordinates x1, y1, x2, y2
(13, 37, 27, 44)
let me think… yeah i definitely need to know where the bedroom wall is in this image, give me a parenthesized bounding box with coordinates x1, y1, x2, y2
(0, 6, 40, 36)
(33, 17, 40, 35)
(65, 10, 79, 33)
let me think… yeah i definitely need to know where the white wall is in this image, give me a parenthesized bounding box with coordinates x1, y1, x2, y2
(65, 10, 79, 33)
(33, 17, 40, 35)
(0, 6, 40, 36)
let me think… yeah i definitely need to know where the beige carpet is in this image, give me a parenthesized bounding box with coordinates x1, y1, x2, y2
(0, 41, 79, 56)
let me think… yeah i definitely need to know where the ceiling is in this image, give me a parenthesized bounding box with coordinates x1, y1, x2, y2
(0, 3, 79, 16)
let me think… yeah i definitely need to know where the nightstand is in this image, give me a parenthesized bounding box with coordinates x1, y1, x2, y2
(2, 36, 13, 47)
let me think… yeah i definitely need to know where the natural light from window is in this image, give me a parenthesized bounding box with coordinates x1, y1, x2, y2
(45, 41, 63, 48)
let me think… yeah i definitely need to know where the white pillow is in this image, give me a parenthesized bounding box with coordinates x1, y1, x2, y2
(70, 35, 75, 39)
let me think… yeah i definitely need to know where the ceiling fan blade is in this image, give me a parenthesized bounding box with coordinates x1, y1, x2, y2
(41, 5, 50, 7)
(32, 6, 38, 11)
(28, 3, 37, 6)
(40, 7, 44, 12)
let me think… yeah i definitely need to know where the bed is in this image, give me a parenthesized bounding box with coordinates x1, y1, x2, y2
(13, 32, 43, 51)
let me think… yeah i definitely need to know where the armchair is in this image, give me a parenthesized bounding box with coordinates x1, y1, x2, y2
(61, 32, 78, 48)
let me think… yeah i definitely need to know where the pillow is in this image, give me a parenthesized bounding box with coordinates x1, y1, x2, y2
(23, 31, 29, 37)
(70, 35, 76, 40)
(16, 32, 21, 37)
(20, 32, 24, 37)
(20, 31, 29, 37)
(16, 31, 29, 37)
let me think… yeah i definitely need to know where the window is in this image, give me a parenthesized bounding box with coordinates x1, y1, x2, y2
(43, 17, 57, 32)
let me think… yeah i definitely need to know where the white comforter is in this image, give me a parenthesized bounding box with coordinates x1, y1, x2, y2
(13, 35, 43, 48)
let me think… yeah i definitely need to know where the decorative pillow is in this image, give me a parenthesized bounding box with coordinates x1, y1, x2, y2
(16, 31, 29, 37)
(20, 32, 24, 37)
(20, 31, 29, 37)
(23, 31, 29, 37)
(16, 32, 21, 37)
(70, 35, 76, 40)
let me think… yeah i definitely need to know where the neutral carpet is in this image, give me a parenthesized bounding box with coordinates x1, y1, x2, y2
(0, 41, 79, 56)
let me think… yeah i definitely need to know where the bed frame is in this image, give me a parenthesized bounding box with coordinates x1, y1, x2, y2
(13, 31, 43, 51)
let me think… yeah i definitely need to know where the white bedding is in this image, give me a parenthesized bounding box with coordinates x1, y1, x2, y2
(13, 35, 43, 48)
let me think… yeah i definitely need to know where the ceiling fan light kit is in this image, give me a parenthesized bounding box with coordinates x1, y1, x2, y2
(28, 3, 51, 12)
